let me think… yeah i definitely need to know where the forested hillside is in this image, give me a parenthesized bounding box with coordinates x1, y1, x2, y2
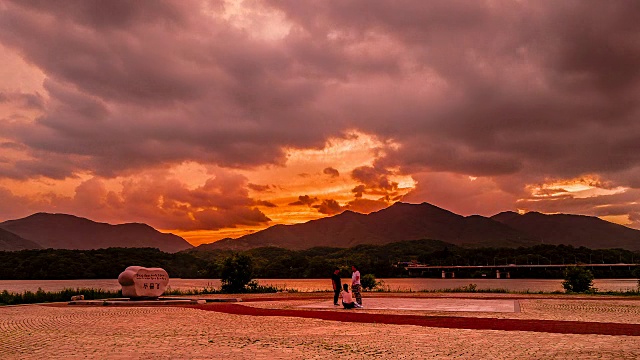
(1, 240, 638, 280)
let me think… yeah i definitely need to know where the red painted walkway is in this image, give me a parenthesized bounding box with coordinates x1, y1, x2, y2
(188, 303, 640, 336)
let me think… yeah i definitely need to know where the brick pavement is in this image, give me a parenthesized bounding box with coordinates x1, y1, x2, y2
(1, 295, 639, 359)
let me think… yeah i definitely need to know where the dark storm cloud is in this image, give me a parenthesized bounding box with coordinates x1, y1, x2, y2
(315, 199, 344, 215)
(2, 0, 640, 217)
(289, 195, 319, 207)
(0, 0, 340, 178)
(314, 197, 388, 215)
(0, 91, 44, 110)
(351, 166, 398, 191)
(255, 200, 277, 208)
(323, 167, 339, 178)
(267, 0, 640, 188)
(351, 185, 366, 198)
(0, 169, 273, 231)
(248, 183, 273, 192)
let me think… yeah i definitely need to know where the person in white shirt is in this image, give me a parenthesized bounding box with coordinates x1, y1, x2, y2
(351, 265, 363, 306)
(340, 284, 361, 309)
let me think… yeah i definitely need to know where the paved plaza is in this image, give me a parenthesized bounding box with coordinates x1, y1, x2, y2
(1, 293, 640, 359)
(297, 297, 520, 312)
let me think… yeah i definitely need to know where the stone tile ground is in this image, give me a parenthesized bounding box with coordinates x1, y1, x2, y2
(1, 295, 639, 359)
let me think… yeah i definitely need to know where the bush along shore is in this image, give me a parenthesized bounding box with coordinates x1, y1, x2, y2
(0, 288, 121, 306)
(0, 284, 292, 306)
(3, 283, 640, 306)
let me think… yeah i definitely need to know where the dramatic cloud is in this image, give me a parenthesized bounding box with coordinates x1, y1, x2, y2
(402, 172, 521, 217)
(289, 195, 319, 207)
(315, 199, 344, 215)
(314, 197, 389, 216)
(351, 185, 366, 198)
(2, 0, 640, 243)
(255, 200, 277, 208)
(323, 167, 339, 178)
(0, 170, 272, 232)
(248, 183, 273, 192)
(351, 166, 398, 192)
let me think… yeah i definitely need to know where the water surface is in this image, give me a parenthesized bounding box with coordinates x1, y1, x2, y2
(0, 278, 637, 293)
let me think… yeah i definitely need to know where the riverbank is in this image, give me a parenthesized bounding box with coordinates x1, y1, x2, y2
(1, 277, 638, 293)
(2, 284, 639, 306)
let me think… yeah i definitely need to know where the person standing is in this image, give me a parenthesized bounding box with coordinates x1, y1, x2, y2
(351, 265, 362, 306)
(331, 267, 341, 306)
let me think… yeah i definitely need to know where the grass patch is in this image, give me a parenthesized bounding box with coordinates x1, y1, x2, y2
(0, 288, 122, 306)
(164, 283, 294, 295)
(582, 289, 640, 296)
(419, 283, 509, 293)
(2, 283, 637, 305)
(414, 283, 640, 295)
(1, 284, 294, 306)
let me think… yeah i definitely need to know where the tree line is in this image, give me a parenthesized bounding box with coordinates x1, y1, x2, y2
(0, 239, 638, 280)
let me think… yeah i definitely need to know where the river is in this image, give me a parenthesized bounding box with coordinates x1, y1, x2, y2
(0, 278, 637, 293)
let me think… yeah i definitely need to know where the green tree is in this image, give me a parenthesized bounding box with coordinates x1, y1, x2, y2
(220, 254, 254, 293)
(305, 257, 334, 278)
(361, 274, 380, 291)
(562, 266, 594, 293)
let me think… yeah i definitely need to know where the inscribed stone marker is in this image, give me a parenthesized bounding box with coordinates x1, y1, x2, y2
(118, 266, 169, 298)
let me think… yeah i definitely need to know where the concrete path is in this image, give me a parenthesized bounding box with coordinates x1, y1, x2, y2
(297, 297, 519, 312)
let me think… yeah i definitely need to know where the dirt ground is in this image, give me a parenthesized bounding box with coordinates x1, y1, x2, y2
(1, 292, 639, 359)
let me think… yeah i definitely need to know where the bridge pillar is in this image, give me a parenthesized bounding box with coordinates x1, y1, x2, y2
(496, 270, 501, 279)
(442, 270, 446, 278)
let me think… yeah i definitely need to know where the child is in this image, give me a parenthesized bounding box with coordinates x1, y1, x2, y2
(341, 284, 362, 309)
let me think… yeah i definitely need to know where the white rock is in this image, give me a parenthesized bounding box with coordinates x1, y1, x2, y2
(117, 266, 169, 298)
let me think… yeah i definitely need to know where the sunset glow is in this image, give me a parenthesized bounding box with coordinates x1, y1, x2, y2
(1, 1, 640, 246)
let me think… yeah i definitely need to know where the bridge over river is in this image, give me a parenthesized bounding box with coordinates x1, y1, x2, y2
(403, 263, 640, 278)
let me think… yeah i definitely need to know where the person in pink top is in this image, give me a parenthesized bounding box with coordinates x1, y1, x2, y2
(340, 284, 361, 309)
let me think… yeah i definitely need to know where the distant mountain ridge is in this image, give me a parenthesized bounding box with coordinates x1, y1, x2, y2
(199, 202, 640, 251)
(3, 203, 640, 253)
(0, 227, 42, 251)
(0, 213, 192, 253)
(200, 202, 537, 251)
(491, 211, 640, 250)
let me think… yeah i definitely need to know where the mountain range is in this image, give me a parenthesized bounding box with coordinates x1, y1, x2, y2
(0, 213, 192, 253)
(199, 202, 640, 251)
(0, 227, 42, 251)
(1, 202, 640, 253)
(491, 210, 640, 250)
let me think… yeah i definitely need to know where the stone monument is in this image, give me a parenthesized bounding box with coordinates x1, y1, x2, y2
(118, 266, 169, 298)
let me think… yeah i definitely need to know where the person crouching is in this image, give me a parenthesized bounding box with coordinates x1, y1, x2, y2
(341, 284, 362, 309)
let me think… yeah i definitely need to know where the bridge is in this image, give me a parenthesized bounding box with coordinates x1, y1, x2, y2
(402, 263, 640, 278)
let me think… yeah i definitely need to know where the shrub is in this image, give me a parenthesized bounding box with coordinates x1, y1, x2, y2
(562, 266, 594, 293)
(220, 254, 254, 293)
(360, 273, 380, 291)
(0, 288, 121, 306)
(633, 268, 640, 290)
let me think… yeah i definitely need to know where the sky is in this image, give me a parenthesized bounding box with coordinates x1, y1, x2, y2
(1, 0, 640, 246)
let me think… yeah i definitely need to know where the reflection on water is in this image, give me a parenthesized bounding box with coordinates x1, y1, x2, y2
(0, 278, 637, 293)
